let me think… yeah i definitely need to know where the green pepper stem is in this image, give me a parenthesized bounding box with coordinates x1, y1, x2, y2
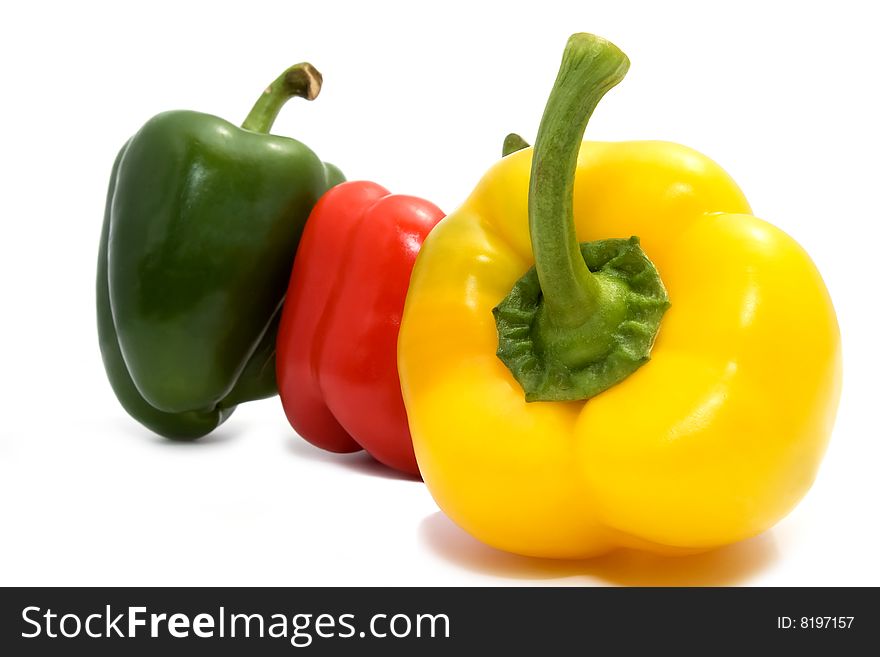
(529, 34, 629, 329)
(241, 63, 323, 134)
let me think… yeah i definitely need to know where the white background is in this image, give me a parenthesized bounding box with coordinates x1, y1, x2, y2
(1, 0, 877, 586)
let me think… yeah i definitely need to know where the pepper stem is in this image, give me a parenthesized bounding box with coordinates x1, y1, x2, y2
(241, 63, 323, 134)
(502, 133, 531, 157)
(492, 33, 669, 402)
(530, 34, 628, 330)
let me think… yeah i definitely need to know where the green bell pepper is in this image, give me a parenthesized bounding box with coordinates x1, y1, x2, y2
(97, 63, 343, 440)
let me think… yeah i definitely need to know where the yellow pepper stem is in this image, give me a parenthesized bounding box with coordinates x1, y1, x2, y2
(493, 33, 670, 402)
(530, 34, 628, 329)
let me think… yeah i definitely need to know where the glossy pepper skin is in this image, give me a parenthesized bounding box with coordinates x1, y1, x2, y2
(397, 35, 841, 558)
(98, 64, 344, 439)
(276, 181, 444, 475)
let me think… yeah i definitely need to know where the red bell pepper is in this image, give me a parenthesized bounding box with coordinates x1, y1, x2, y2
(276, 181, 444, 475)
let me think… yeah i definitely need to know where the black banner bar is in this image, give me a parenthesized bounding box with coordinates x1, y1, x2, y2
(1, 587, 874, 654)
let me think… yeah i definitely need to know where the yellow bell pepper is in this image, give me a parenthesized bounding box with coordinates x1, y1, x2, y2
(397, 33, 841, 558)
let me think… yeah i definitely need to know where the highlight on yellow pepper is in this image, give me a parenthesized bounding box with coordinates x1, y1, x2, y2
(397, 33, 841, 558)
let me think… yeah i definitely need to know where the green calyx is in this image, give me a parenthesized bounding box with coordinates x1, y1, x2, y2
(493, 33, 669, 402)
(494, 237, 669, 401)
